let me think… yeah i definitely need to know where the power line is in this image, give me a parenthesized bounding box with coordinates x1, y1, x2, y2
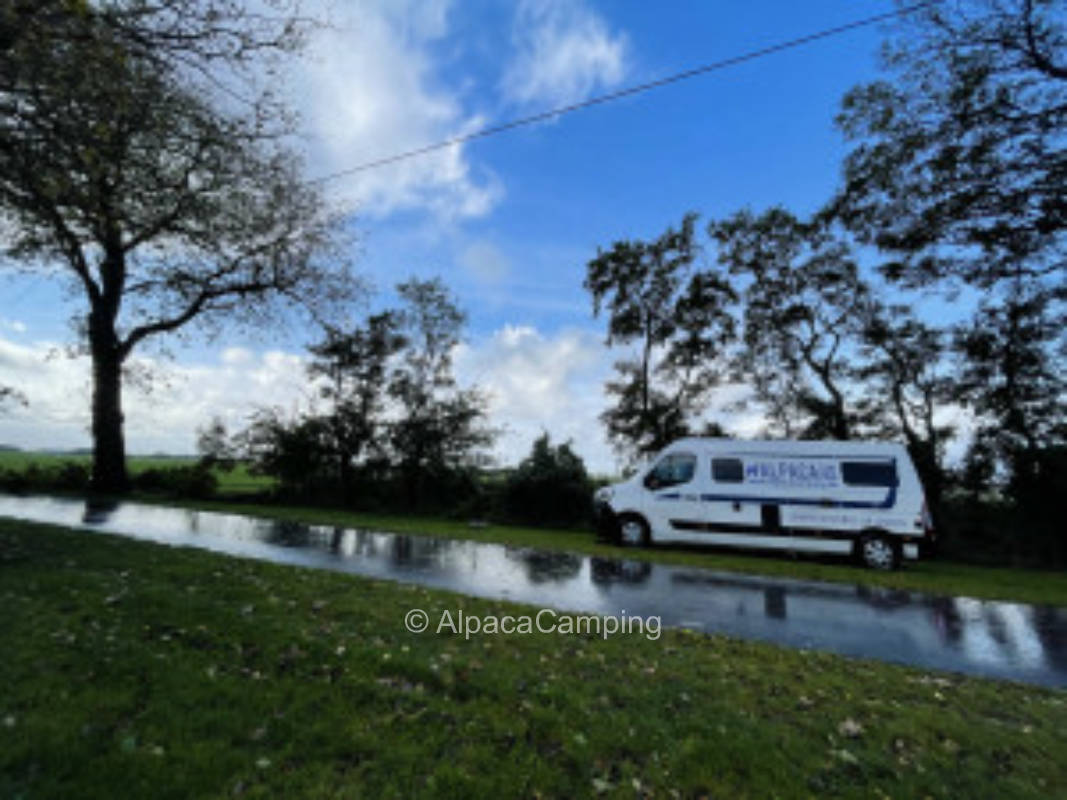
(312, 0, 941, 184)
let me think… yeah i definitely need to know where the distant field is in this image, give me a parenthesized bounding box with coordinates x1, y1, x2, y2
(0, 451, 272, 494)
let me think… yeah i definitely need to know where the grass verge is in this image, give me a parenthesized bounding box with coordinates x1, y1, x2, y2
(148, 497, 1067, 607)
(1, 518, 1065, 798)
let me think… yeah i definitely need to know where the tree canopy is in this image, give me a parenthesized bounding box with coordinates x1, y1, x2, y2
(584, 213, 735, 461)
(835, 0, 1066, 461)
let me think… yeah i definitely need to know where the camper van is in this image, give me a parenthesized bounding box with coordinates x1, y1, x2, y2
(593, 438, 933, 569)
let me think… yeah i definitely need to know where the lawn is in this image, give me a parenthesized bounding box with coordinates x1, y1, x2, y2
(157, 498, 1067, 607)
(0, 518, 1064, 799)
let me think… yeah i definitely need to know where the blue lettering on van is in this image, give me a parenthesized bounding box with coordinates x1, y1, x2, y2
(743, 460, 839, 488)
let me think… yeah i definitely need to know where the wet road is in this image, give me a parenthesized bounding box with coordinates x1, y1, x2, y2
(1, 494, 1065, 688)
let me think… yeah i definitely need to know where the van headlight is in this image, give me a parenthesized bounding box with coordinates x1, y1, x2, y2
(595, 487, 613, 503)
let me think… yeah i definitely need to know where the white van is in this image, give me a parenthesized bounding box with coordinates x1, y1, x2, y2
(593, 438, 934, 569)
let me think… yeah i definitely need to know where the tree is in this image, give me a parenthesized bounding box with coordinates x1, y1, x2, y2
(306, 313, 406, 488)
(835, 0, 1066, 468)
(236, 408, 335, 498)
(709, 208, 873, 440)
(0, 1, 356, 493)
(584, 213, 736, 461)
(195, 415, 235, 471)
(502, 433, 593, 527)
(954, 284, 1064, 465)
(387, 278, 496, 506)
(855, 302, 955, 509)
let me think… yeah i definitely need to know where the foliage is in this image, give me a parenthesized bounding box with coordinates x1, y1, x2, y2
(236, 409, 336, 500)
(306, 312, 406, 487)
(835, 0, 1066, 480)
(195, 416, 236, 472)
(387, 278, 497, 507)
(854, 302, 955, 509)
(709, 208, 874, 440)
(501, 433, 593, 527)
(130, 463, 217, 499)
(0, 460, 90, 493)
(585, 213, 736, 461)
(231, 278, 496, 510)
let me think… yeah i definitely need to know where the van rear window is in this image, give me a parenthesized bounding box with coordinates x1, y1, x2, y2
(712, 458, 744, 483)
(841, 461, 898, 487)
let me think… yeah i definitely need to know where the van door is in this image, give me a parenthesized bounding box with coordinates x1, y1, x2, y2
(641, 450, 702, 540)
(703, 456, 763, 533)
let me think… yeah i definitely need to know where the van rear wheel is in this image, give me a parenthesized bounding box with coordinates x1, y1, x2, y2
(858, 532, 900, 571)
(617, 515, 650, 548)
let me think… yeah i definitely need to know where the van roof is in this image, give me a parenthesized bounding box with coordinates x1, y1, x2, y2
(668, 438, 909, 457)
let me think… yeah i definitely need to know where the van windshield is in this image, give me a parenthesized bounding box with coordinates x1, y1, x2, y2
(644, 452, 696, 489)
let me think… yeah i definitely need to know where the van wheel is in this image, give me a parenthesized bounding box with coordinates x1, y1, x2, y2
(858, 532, 900, 571)
(617, 514, 650, 548)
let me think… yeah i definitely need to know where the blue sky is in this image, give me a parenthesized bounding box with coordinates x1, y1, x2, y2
(1, 0, 930, 471)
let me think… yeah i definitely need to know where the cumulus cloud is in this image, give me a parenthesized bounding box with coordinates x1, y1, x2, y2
(454, 324, 616, 470)
(0, 337, 312, 455)
(501, 0, 628, 109)
(0, 329, 623, 471)
(294, 0, 502, 219)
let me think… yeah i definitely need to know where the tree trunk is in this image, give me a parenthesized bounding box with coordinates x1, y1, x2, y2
(89, 309, 128, 494)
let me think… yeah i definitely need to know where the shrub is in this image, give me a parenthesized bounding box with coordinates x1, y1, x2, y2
(132, 464, 217, 499)
(501, 434, 593, 528)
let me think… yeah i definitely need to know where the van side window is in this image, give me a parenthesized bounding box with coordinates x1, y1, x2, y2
(644, 452, 696, 490)
(841, 461, 898, 487)
(712, 458, 744, 483)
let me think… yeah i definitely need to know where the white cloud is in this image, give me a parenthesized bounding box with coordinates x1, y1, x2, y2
(501, 0, 628, 109)
(0, 337, 312, 455)
(458, 240, 511, 284)
(0, 328, 623, 472)
(0, 318, 26, 333)
(294, 0, 502, 220)
(454, 324, 617, 471)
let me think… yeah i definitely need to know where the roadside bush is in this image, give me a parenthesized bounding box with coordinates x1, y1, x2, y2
(500, 434, 593, 528)
(0, 461, 90, 494)
(132, 465, 217, 499)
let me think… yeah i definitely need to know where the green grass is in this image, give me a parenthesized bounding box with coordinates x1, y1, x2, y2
(152, 498, 1067, 607)
(0, 450, 273, 494)
(1, 518, 1064, 799)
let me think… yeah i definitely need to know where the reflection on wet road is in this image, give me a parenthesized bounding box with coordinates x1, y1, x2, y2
(2, 494, 1064, 687)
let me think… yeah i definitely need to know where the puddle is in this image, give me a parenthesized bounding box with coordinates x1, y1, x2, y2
(1, 493, 1064, 687)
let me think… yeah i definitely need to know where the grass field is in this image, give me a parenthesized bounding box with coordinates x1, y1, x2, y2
(154, 498, 1067, 607)
(0, 518, 1063, 799)
(0, 450, 272, 494)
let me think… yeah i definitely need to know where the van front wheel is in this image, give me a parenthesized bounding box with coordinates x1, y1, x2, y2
(858, 532, 900, 571)
(617, 515, 650, 548)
